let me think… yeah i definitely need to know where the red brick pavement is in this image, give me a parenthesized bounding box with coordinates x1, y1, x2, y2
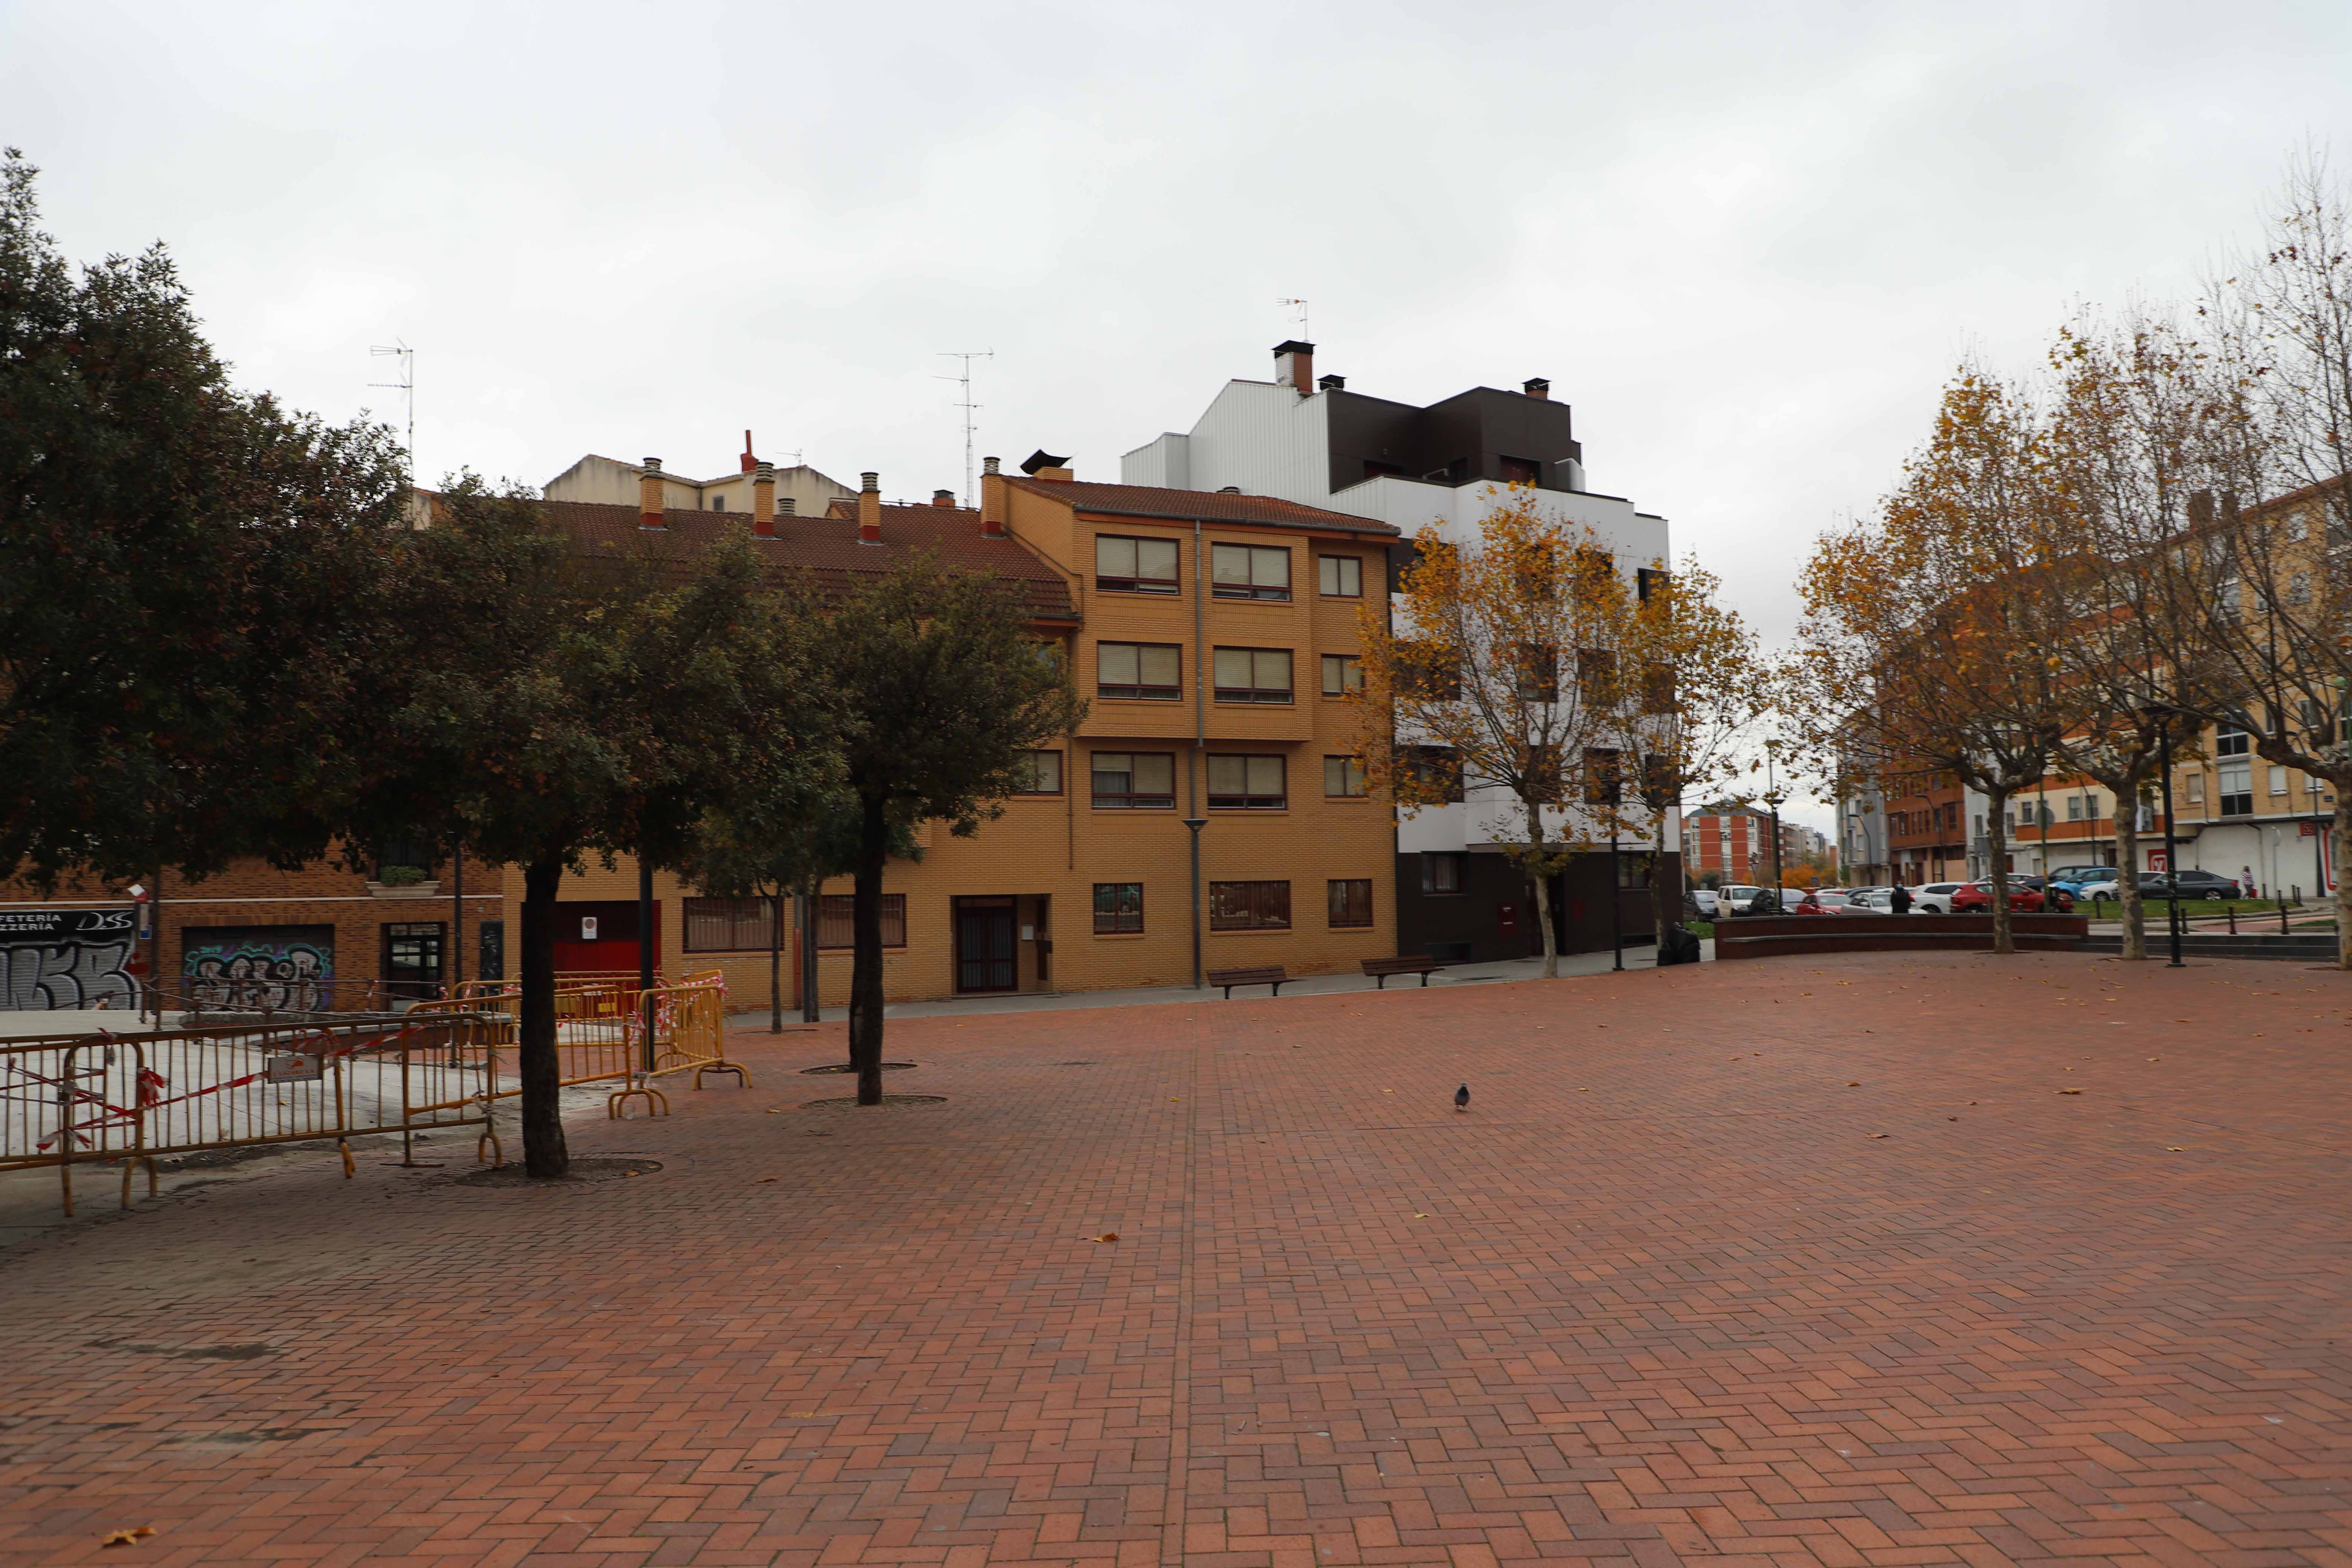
(2, 951, 2349, 1568)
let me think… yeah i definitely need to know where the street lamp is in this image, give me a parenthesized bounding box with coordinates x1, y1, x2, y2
(2154, 713, 2184, 968)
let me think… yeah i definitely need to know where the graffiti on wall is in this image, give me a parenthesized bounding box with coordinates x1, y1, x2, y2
(0, 908, 139, 1011)
(182, 926, 335, 1011)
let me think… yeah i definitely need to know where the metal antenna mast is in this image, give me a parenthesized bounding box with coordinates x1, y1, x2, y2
(1277, 298, 1309, 338)
(369, 340, 415, 476)
(937, 351, 993, 507)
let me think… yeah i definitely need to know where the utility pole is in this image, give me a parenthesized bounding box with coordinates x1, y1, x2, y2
(370, 340, 414, 487)
(2156, 716, 2184, 968)
(937, 351, 992, 507)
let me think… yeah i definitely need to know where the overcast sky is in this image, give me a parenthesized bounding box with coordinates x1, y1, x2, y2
(9, 0, 2351, 827)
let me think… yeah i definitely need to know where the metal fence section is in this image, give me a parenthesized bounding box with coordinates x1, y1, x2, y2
(0, 1015, 503, 1215)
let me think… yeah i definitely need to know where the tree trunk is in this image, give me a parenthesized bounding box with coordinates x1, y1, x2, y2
(1527, 801, 1559, 980)
(519, 853, 570, 1179)
(2114, 809, 2147, 962)
(1985, 791, 2014, 956)
(851, 795, 889, 1104)
(769, 887, 783, 1033)
(1650, 816, 1672, 949)
(2334, 789, 2351, 971)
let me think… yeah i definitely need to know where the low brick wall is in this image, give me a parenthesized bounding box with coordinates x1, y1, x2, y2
(1713, 913, 2090, 961)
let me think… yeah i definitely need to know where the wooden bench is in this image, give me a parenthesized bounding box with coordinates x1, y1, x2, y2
(1360, 955, 1448, 988)
(1206, 966, 1288, 998)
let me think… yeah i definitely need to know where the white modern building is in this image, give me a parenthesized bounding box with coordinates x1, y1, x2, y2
(1120, 341, 1677, 961)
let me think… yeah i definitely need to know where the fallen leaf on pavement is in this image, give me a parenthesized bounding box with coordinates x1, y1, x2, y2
(2058, 1089, 2082, 1095)
(758, 1177, 777, 1183)
(1867, 1133, 1890, 1139)
(101, 1528, 154, 1548)
(2167, 1146, 2185, 1152)
(1413, 1212, 1429, 1218)
(1847, 1082, 1860, 1087)
(1093, 1233, 1119, 1243)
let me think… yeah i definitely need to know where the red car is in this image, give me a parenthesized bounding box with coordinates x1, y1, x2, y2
(1950, 881, 2070, 913)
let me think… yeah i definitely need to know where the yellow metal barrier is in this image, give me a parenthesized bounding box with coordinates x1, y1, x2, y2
(606, 978, 744, 1119)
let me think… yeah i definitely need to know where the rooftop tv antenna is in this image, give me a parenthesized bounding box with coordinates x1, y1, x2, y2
(369, 339, 414, 475)
(937, 350, 993, 507)
(1277, 298, 1309, 338)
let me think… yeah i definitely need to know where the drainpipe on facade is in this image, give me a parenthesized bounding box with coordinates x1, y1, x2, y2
(1185, 516, 1207, 989)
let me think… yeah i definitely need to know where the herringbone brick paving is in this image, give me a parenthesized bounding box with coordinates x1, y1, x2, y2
(2, 951, 2348, 1567)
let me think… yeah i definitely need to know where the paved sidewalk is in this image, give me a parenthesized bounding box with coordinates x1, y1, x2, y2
(785, 940, 1705, 1024)
(2, 950, 2348, 1567)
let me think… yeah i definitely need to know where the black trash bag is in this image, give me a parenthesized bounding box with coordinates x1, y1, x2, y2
(1658, 925, 1703, 966)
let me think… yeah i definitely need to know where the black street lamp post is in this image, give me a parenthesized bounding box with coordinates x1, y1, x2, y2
(2155, 717, 2184, 968)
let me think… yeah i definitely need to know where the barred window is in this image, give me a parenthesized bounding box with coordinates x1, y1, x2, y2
(816, 894, 906, 950)
(1327, 878, 1372, 928)
(683, 896, 778, 952)
(1210, 880, 1290, 931)
(1093, 883, 1144, 934)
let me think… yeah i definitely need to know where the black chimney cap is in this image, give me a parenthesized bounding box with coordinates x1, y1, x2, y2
(1273, 339, 1315, 357)
(1019, 449, 1072, 475)
(1523, 377, 1551, 396)
(1317, 373, 1345, 392)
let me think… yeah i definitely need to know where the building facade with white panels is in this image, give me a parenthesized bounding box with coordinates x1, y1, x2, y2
(1120, 342, 1678, 963)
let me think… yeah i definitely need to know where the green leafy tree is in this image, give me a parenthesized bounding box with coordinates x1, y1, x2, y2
(0, 148, 405, 889)
(348, 481, 821, 1175)
(819, 557, 1082, 1105)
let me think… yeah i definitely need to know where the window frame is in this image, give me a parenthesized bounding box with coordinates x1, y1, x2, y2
(1209, 879, 1291, 932)
(1317, 554, 1363, 597)
(1094, 533, 1181, 596)
(816, 894, 906, 950)
(1421, 852, 1468, 895)
(1096, 641, 1183, 701)
(1207, 753, 1287, 810)
(1327, 877, 1373, 928)
(1092, 882, 1144, 935)
(682, 896, 780, 953)
(1323, 755, 1367, 798)
(1210, 542, 1292, 601)
(1320, 653, 1363, 696)
(1213, 646, 1295, 704)
(1090, 751, 1178, 810)
(1014, 749, 1064, 795)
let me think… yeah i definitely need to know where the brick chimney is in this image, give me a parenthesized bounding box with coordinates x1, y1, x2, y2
(933, 489, 955, 508)
(858, 472, 882, 544)
(740, 430, 758, 472)
(753, 460, 776, 536)
(1523, 378, 1550, 400)
(1273, 340, 1314, 395)
(980, 456, 1006, 537)
(639, 458, 665, 529)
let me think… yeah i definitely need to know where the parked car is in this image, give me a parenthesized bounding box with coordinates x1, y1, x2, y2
(1690, 887, 1720, 917)
(2046, 864, 2116, 896)
(2008, 877, 2077, 912)
(1813, 889, 1887, 914)
(1952, 880, 2045, 913)
(1903, 882, 1966, 914)
(1717, 884, 1773, 916)
(2073, 875, 2123, 901)
(2138, 870, 2241, 901)
(1849, 888, 1896, 913)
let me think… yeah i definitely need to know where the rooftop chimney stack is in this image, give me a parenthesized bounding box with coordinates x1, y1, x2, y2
(1317, 373, 1345, 392)
(1523, 378, 1550, 400)
(981, 456, 1007, 536)
(1273, 340, 1315, 395)
(753, 460, 776, 536)
(639, 458, 665, 528)
(781, 496, 796, 516)
(933, 489, 956, 508)
(858, 472, 882, 544)
(740, 430, 758, 472)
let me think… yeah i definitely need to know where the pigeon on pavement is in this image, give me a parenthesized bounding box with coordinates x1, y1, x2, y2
(1455, 1083, 1470, 1112)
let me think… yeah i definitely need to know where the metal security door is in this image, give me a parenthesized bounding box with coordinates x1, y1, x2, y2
(955, 900, 1016, 993)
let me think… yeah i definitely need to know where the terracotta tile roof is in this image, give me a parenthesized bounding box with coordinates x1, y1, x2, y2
(1006, 477, 1400, 536)
(428, 495, 1077, 621)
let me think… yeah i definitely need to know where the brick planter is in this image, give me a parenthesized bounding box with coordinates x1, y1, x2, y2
(1713, 912, 2090, 960)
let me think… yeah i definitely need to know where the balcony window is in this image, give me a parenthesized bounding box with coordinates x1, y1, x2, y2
(1095, 534, 1180, 594)
(1092, 752, 1176, 809)
(1097, 642, 1181, 701)
(2219, 761, 2253, 817)
(1214, 647, 1294, 704)
(1207, 754, 1286, 809)
(1211, 543, 1290, 600)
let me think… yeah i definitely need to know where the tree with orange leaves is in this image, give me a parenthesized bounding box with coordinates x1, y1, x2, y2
(1347, 491, 1644, 978)
(1793, 369, 2096, 955)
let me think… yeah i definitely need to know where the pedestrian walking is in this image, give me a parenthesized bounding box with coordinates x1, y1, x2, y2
(1891, 881, 1913, 914)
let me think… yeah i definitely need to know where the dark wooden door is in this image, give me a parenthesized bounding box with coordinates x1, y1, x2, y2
(956, 900, 1017, 992)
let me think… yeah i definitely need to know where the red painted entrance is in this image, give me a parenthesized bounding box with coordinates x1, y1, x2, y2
(552, 900, 660, 977)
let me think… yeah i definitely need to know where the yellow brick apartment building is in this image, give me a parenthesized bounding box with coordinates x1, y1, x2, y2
(501, 453, 1406, 1010)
